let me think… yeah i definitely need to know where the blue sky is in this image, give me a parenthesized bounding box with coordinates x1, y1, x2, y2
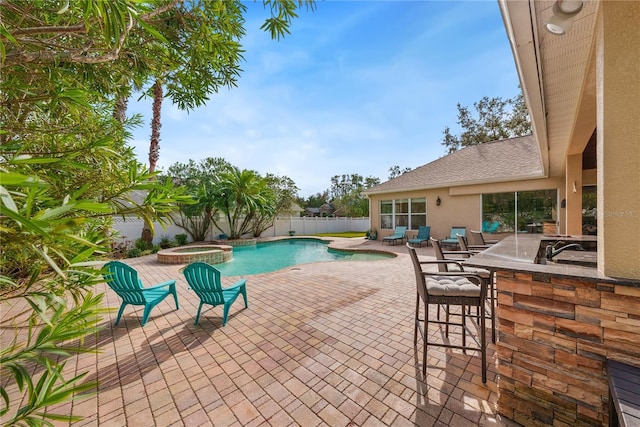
(128, 1, 520, 198)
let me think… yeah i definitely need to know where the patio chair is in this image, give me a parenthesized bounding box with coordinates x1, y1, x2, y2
(407, 243, 488, 383)
(431, 237, 476, 267)
(182, 262, 248, 326)
(482, 221, 500, 234)
(382, 226, 407, 245)
(440, 226, 466, 248)
(103, 261, 179, 326)
(431, 238, 496, 343)
(408, 226, 431, 247)
(470, 230, 498, 245)
(457, 234, 490, 253)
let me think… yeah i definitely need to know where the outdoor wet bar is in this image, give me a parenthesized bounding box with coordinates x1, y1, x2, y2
(465, 234, 640, 426)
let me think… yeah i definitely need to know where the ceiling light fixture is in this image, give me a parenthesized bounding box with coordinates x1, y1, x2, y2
(545, 0, 584, 35)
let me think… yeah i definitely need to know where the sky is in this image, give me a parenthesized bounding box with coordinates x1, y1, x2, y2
(127, 1, 521, 198)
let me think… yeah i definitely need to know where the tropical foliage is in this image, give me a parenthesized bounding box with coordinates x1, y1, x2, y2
(209, 167, 276, 239)
(165, 159, 299, 240)
(0, 0, 313, 424)
(142, 0, 248, 173)
(250, 174, 299, 237)
(165, 157, 233, 241)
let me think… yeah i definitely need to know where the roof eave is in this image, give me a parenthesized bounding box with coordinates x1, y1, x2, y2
(498, 0, 549, 177)
(363, 172, 546, 196)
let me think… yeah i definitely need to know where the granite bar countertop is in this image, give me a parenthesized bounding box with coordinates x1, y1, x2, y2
(463, 234, 640, 287)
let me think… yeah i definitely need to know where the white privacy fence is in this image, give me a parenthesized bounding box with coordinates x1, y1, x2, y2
(273, 216, 370, 237)
(111, 216, 371, 244)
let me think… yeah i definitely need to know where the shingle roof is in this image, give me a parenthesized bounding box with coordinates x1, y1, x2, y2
(364, 135, 543, 195)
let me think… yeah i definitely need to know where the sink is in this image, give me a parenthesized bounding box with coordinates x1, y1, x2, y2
(535, 236, 597, 266)
(553, 251, 597, 267)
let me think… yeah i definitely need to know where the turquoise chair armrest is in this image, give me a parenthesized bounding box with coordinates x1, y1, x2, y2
(146, 280, 177, 290)
(224, 278, 247, 291)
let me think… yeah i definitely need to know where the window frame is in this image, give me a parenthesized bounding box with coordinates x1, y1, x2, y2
(481, 189, 558, 233)
(379, 197, 427, 230)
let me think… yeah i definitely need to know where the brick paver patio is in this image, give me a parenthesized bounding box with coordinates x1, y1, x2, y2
(2, 238, 519, 426)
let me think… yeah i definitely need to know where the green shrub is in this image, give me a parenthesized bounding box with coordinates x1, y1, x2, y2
(152, 245, 161, 254)
(126, 248, 142, 258)
(134, 238, 151, 252)
(159, 235, 175, 249)
(175, 233, 188, 246)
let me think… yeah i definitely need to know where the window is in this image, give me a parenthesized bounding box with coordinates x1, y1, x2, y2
(380, 200, 393, 229)
(380, 198, 427, 230)
(395, 199, 408, 227)
(411, 198, 427, 228)
(482, 190, 557, 233)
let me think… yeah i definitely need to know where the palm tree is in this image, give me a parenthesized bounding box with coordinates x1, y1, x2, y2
(209, 168, 275, 239)
(149, 79, 163, 172)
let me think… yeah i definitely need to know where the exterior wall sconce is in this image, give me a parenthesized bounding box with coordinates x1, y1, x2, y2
(436, 196, 441, 206)
(545, 0, 584, 35)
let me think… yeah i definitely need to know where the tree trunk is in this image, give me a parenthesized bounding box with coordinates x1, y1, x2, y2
(113, 93, 129, 124)
(149, 79, 163, 173)
(141, 80, 163, 247)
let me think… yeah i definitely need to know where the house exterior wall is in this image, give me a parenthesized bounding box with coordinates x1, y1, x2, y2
(596, 1, 640, 280)
(582, 169, 597, 186)
(368, 176, 565, 241)
(485, 2, 640, 426)
(367, 189, 478, 241)
(446, 177, 562, 196)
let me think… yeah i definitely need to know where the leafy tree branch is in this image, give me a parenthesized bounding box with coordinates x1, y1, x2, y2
(441, 89, 531, 154)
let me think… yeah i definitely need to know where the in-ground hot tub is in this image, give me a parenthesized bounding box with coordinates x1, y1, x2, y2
(157, 244, 233, 265)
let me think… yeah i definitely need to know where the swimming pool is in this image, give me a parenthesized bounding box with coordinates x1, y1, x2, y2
(213, 238, 393, 276)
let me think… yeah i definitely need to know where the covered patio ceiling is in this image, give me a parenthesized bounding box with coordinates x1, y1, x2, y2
(499, 0, 599, 177)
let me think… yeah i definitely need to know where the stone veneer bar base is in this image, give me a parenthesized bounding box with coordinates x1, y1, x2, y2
(495, 269, 640, 426)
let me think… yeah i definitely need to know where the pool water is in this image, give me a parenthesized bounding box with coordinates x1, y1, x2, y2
(213, 239, 392, 276)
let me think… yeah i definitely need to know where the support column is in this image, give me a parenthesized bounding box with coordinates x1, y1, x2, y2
(596, 1, 640, 279)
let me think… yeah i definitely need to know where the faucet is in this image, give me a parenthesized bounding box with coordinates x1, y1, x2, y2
(545, 243, 585, 260)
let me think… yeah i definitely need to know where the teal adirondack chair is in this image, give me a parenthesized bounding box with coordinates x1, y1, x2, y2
(182, 262, 248, 326)
(408, 226, 431, 247)
(382, 226, 408, 245)
(103, 261, 179, 326)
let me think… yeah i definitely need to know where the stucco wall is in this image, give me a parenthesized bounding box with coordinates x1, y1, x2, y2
(369, 189, 480, 241)
(368, 176, 565, 241)
(596, 1, 640, 280)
